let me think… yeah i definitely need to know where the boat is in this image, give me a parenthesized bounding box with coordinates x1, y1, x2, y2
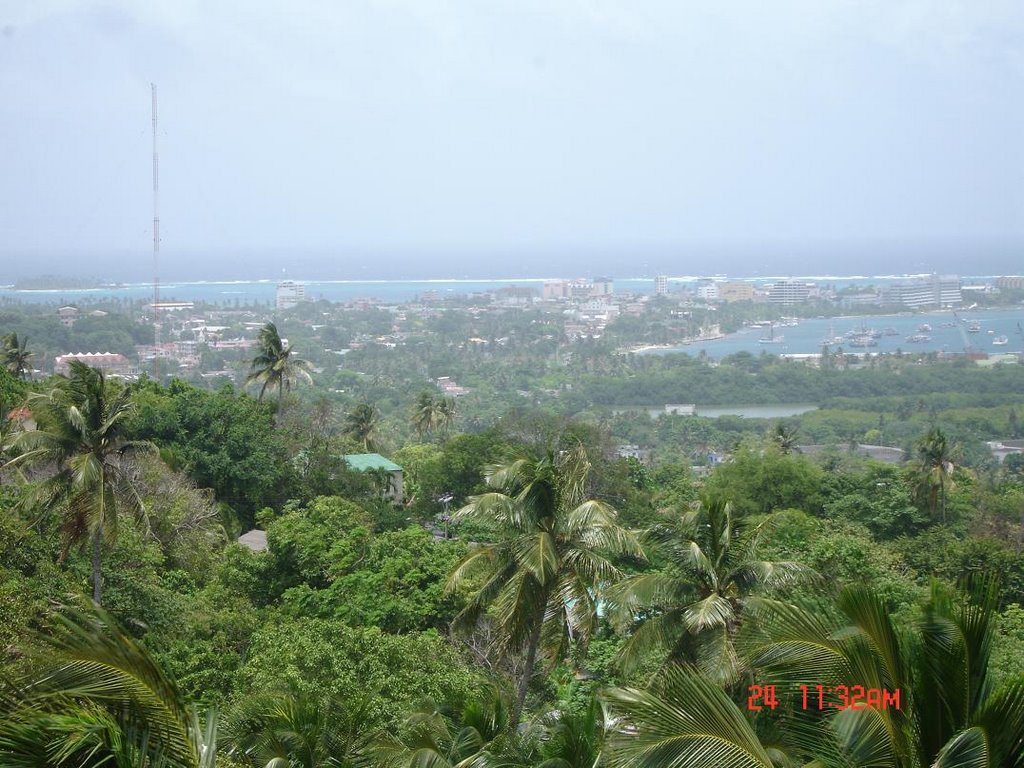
(918, 324, 932, 332)
(905, 334, 931, 343)
(967, 321, 981, 333)
(848, 334, 878, 347)
(883, 327, 900, 336)
(759, 324, 784, 344)
(993, 336, 1009, 346)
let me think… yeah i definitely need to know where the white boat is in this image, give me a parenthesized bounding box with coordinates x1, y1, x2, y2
(849, 334, 878, 347)
(993, 336, 1009, 346)
(905, 334, 931, 343)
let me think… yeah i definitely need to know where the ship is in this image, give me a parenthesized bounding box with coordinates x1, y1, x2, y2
(992, 336, 1009, 346)
(918, 323, 932, 332)
(759, 324, 784, 344)
(848, 334, 878, 348)
(905, 334, 931, 343)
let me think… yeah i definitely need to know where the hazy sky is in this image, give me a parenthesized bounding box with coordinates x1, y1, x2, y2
(1, 1, 1022, 279)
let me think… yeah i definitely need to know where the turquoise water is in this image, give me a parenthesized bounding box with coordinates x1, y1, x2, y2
(647, 309, 1024, 358)
(0, 278, 556, 306)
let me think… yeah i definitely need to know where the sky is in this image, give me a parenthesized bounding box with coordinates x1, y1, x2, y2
(0, 0, 1022, 280)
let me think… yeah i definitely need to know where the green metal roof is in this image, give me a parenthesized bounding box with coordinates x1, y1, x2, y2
(344, 453, 402, 472)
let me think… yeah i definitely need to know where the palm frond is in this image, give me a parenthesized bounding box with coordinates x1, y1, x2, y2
(603, 666, 776, 768)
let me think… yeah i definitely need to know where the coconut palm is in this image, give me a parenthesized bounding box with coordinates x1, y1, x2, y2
(412, 391, 442, 438)
(741, 577, 1024, 768)
(11, 361, 149, 605)
(223, 691, 369, 768)
(604, 498, 812, 683)
(373, 688, 514, 768)
(604, 578, 1024, 768)
(343, 402, 380, 452)
(770, 423, 798, 454)
(0, 393, 22, 483)
(0, 607, 217, 768)
(246, 322, 313, 409)
(3, 332, 33, 380)
(446, 444, 643, 731)
(914, 426, 956, 523)
(603, 666, 780, 768)
(438, 396, 457, 434)
(537, 695, 605, 768)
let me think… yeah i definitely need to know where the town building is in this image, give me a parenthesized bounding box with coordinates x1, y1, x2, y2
(344, 453, 404, 503)
(695, 280, 719, 301)
(654, 275, 668, 295)
(996, 275, 1024, 290)
(718, 282, 754, 303)
(767, 280, 812, 305)
(56, 306, 79, 328)
(881, 275, 961, 308)
(591, 277, 614, 297)
(543, 280, 571, 300)
(276, 280, 306, 310)
(55, 352, 134, 377)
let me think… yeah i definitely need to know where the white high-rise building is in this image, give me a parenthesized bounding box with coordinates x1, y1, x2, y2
(276, 280, 306, 310)
(696, 281, 719, 301)
(655, 275, 668, 295)
(767, 280, 811, 305)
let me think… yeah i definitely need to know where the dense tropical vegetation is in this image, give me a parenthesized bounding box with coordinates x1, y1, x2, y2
(1, 302, 1024, 767)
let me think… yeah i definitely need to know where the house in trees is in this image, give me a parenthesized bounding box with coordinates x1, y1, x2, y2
(344, 453, 404, 503)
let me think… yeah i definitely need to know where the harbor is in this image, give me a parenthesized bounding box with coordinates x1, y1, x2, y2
(642, 309, 1024, 358)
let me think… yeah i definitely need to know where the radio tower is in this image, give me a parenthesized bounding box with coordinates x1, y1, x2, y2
(151, 83, 161, 378)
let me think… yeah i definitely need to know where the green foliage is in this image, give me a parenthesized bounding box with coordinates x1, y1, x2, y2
(703, 441, 825, 516)
(238, 618, 482, 729)
(128, 379, 296, 526)
(281, 526, 466, 633)
(266, 496, 373, 592)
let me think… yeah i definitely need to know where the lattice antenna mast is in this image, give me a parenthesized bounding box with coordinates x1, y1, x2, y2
(151, 83, 161, 375)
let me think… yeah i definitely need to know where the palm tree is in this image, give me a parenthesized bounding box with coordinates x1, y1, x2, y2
(446, 444, 643, 731)
(0, 607, 217, 768)
(914, 426, 956, 523)
(3, 332, 33, 380)
(412, 391, 441, 438)
(343, 402, 381, 452)
(11, 361, 149, 604)
(604, 578, 1024, 768)
(438, 396, 457, 434)
(223, 691, 369, 768)
(373, 688, 514, 768)
(743, 577, 1024, 768)
(604, 498, 812, 683)
(769, 423, 798, 454)
(246, 322, 313, 409)
(537, 695, 605, 768)
(0, 392, 23, 483)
